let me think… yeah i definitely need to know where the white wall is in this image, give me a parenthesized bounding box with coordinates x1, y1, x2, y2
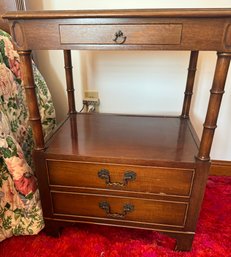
(26, 0, 231, 161)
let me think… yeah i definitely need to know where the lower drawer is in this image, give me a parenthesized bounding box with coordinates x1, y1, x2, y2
(51, 191, 188, 227)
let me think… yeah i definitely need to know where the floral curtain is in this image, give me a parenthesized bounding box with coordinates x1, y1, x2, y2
(0, 29, 56, 241)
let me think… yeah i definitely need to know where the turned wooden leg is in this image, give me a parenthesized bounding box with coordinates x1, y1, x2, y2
(197, 52, 231, 161)
(18, 50, 45, 150)
(181, 51, 199, 119)
(64, 50, 76, 114)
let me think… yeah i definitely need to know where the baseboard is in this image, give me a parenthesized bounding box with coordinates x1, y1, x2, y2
(210, 160, 231, 176)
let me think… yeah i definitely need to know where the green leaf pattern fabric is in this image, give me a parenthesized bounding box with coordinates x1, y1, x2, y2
(0, 29, 56, 241)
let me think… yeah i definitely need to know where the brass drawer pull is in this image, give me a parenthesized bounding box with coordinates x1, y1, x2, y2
(99, 201, 134, 218)
(98, 169, 136, 187)
(113, 30, 127, 44)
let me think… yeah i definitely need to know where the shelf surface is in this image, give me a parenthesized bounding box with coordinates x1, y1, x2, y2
(45, 113, 199, 165)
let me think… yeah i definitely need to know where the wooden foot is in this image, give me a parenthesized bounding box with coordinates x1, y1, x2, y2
(174, 234, 194, 251)
(44, 220, 61, 237)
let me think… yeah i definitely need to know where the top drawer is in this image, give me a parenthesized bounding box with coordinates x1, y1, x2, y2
(59, 24, 182, 45)
(47, 160, 194, 197)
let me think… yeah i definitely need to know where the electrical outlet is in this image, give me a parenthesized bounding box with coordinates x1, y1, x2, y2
(83, 91, 99, 112)
(82, 97, 100, 106)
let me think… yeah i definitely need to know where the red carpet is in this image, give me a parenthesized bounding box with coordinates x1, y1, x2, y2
(0, 176, 230, 257)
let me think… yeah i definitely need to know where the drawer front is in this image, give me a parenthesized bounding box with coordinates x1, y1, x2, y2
(59, 24, 182, 45)
(51, 191, 188, 227)
(47, 161, 194, 196)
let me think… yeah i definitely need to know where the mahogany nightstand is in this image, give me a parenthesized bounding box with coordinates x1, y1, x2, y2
(4, 9, 231, 250)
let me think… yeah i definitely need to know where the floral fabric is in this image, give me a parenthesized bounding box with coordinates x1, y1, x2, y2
(0, 29, 56, 241)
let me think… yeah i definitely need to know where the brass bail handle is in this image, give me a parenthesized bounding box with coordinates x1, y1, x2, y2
(113, 30, 127, 44)
(99, 201, 134, 219)
(98, 169, 136, 187)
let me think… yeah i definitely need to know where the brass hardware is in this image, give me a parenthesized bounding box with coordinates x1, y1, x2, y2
(99, 201, 134, 218)
(98, 169, 136, 187)
(113, 30, 127, 44)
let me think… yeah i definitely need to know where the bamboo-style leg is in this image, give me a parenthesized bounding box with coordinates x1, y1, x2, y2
(181, 51, 199, 119)
(70, 114, 78, 153)
(197, 52, 231, 161)
(18, 50, 44, 150)
(64, 50, 76, 114)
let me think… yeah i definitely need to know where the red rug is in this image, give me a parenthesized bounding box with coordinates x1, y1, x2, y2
(0, 176, 230, 257)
